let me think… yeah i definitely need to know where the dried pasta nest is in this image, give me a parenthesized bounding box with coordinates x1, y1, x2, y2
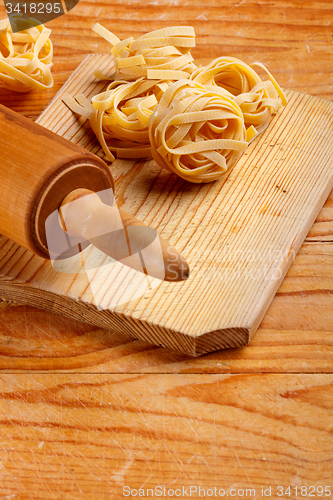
(92, 24, 197, 81)
(191, 56, 287, 135)
(149, 80, 248, 183)
(63, 78, 169, 161)
(64, 25, 288, 184)
(0, 16, 53, 92)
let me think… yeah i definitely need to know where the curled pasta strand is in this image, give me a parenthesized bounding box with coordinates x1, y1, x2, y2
(191, 56, 287, 137)
(92, 23, 197, 81)
(64, 78, 168, 160)
(149, 80, 247, 183)
(0, 16, 53, 92)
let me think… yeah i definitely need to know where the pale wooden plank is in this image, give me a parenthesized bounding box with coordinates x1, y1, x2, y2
(0, 53, 332, 355)
(0, 189, 330, 372)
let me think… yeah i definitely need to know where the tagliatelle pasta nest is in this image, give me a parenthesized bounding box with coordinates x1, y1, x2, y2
(149, 80, 248, 183)
(191, 56, 287, 135)
(92, 24, 197, 81)
(0, 16, 53, 92)
(64, 24, 288, 184)
(63, 78, 169, 161)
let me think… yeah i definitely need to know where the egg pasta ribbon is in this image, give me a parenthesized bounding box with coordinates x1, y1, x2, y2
(63, 78, 166, 161)
(92, 24, 196, 80)
(149, 80, 248, 183)
(191, 56, 287, 136)
(0, 16, 53, 92)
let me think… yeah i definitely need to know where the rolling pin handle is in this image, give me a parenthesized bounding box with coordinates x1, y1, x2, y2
(59, 189, 190, 282)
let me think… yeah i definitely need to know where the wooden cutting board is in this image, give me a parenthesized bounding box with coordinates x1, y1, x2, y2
(0, 54, 332, 356)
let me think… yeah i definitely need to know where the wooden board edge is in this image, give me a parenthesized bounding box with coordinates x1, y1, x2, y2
(248, 169, 333, 342)
(0, 280, 252, 356)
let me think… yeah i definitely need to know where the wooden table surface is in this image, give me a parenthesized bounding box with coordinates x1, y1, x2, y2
(0, 0, 332, 498)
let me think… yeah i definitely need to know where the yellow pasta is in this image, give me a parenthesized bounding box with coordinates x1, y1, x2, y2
(191, 56, 287, 136)
(92, 24, 196, 80)
(0, 16, 53, 92)
(149, 80, 247, 183)
(117, 54, 145, 69)
(64, 26, 287, 184)
(64, 78, 165, 160)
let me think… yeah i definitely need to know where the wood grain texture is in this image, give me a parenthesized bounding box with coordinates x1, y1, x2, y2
(1, 54, 333, 355)
(0, 1, 332, 496)
(0, 0, 331, 365)
(1, 0, 333, 119)
(0, 373, 332, 499)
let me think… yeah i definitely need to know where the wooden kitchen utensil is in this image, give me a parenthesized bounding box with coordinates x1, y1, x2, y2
(0, 102, 189, 281)
(0, 54, 332, 356)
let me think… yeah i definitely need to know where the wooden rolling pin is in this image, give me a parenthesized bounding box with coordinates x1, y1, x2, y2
(0, 104, 189, 281)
